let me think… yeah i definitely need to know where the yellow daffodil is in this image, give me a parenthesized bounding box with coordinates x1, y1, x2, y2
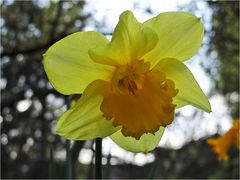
(43, 11, 211, 152)
(207, 119, 240, 161)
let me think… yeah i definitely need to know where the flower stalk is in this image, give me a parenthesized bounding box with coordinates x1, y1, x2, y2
(95, 138, 102, 179)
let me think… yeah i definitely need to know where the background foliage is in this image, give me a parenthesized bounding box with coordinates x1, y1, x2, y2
(1, 0, 239, 179)
(207, 1, 239, 118)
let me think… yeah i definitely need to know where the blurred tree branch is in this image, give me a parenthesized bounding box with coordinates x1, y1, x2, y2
(1, 31, 111, 58)
(1, 33, 66, 58)
(50, 1, 63, 40)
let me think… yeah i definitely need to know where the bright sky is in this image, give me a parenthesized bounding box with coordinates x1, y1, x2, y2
(84, 0, 192, 30)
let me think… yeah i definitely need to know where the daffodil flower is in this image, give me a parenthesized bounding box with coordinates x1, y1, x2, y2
(207, 119, 240, 161)
(44, 11, 211, 152)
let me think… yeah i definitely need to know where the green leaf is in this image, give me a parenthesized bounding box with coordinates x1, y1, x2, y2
(49, 145, 56, 179)
(103, 152, 112, 179)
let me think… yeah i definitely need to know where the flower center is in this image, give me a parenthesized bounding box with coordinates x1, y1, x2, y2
(111, 60, 150, 95)
(101, 60, 179, 139)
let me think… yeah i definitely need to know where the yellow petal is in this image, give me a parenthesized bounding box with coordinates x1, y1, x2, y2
(155, 58, 211, 112)
(44, 32, 114, 95)
(143, 12, 204, 67)
(110, 127, 165, 153)
(89, 10, 158, 66)
(56, 80, 120, 140)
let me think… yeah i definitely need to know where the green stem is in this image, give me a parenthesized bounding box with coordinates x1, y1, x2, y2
(65, 140, 72, 179)
(49, 145, 55, 179)
(64, 97, 72, 179)
(95, 138, 102, 179)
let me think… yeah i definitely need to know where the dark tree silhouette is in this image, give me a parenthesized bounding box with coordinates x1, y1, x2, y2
(1, 1, 88, 178)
